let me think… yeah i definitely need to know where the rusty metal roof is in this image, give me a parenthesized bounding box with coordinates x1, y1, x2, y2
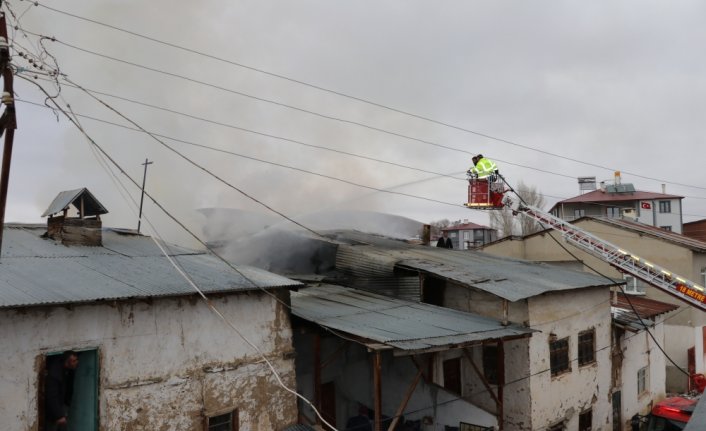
(615, 293, 679, 318)
(291, 285, 535, 352)
(0, 225, 301, 308)
(555, 188, 683, 204)
(328, 230, 617, 302)
(42, 188, 109, 217)
(612, 293, 678, 331)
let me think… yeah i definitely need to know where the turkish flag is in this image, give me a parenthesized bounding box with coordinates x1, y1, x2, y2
(641, 201, 652, 210)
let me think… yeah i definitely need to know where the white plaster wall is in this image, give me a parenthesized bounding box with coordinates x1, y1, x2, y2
(619, 322, 667, 430)
(664, 324, 693, 393)
(0, 292, 297, 431)
(527, 288, 613, 430)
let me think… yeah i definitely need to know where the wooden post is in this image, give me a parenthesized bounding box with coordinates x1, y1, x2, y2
(498, 340, 505, 431)
(386, 367, 423, 431)
(502, 299, 509, 326)
(137, 158, 153, 234)
(314, 334, 322, 425)
(373, 350, 382, 431)
(0, 6, 17, 258)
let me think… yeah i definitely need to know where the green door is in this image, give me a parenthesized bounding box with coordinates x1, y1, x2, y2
(68, 349, 98, 431)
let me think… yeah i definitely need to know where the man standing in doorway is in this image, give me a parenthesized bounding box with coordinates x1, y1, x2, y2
(46, 350, 79, 431)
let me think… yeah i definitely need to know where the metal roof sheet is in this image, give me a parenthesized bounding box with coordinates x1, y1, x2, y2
(42, 188, 109, 217)
(0, 225, 301, 308)
(614, 293, 679, 318)
(291, 285, 535, 351)
(328, 230, 616, 302)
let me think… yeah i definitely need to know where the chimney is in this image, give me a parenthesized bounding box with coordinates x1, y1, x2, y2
(662, 184, 666, 194)
(422, 224, 431, 246)
(614, 171, 621, 185)
(42, 188, 108, 246)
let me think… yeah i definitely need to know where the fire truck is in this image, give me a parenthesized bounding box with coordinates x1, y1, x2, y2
(465, 177, 706, 429)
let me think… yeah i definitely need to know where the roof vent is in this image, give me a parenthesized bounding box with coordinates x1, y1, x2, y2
(42, 188, 108, 246)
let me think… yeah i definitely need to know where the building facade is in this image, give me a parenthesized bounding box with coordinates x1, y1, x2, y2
(0, 222, 300, 431)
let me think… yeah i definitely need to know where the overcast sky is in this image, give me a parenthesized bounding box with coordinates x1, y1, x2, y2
(4, 0, 706, 244)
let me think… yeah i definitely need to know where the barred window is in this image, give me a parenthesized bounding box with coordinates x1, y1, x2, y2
(578, 329, 595, 366)
(550, 337, 570, 376)
(638, 366, 648, 395)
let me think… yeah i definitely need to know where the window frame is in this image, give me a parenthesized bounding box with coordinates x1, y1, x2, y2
(574, 209, 585, 219)
(637, 366, 648, 396)
(578, 408, 592, 431)
(549, 336, 571, 377)
(623, 274, 646, 294)
(206, 409, 239, 431)
(660, 225, 672, 232)
(658, 200, 671, 214)
(606, 207, 620, 218)
(578, 329, 596, 367)
(442, 357, 462, 395)
(482, 344, 499, 385)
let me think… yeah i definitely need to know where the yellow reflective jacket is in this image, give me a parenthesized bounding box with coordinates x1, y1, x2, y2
(470, 157, 497, 178)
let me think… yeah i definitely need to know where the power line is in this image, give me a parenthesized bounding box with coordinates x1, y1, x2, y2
(17, 25, 706, 193)
(22, 4, 706, 193)
(20, 74, 341, 430)
(15, 98, 465, 209)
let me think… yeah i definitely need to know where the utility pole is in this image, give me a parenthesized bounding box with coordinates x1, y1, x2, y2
(137, 158, 153, 234)
(0, 3, 17, 259)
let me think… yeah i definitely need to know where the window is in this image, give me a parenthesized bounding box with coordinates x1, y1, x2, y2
(463, 231, 471, 240)
(660, 226, 672, 232)
(550, 337, 570, 376)
(579, 409, 592, 431)
(637, 366, 648, 395)
(578, 330, 595, 366)
(443, 357, 462, 394)
(606, 207, 620, 218)
(207, 410, 238, 431)
(574, 209, 585, 219)
(450, 232, 457, 238)
(483, 344, 499, 385)
(659, 201, 671, 213)
(623, 274, 646, 294)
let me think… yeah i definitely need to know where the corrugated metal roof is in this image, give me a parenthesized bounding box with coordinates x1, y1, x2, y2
(291, 285, 535, 351)
(0, 225, 301, 308)
(42, 188, 109, 217)
(615, 293, 679, 318)
(611, 293, 678, 331)
(328, 230, 616, 302)
(587, 217, 706, 253)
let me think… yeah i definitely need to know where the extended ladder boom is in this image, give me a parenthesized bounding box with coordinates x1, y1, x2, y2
(504, 197, 706, 311)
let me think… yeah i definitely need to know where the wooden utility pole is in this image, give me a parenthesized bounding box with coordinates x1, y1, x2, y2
(137, 158, 152, 234)
(0, 3, 17, 258)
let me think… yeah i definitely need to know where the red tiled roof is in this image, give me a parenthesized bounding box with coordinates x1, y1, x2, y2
(615, 293, 679, 318)
(556, 189, 683, 204)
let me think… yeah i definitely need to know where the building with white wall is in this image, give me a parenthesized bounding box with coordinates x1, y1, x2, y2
(0, 222, 301, 430)
(550, 181, 684, 233)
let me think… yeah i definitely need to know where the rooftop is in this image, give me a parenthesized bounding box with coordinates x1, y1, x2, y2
(329, 230, 618, 302)
(584, 217, 706, 253)
(0, 224, 301, 309)
(553, 188, 683, 206)
(291, 284, 535, 353)
(612, 293, 679, 331)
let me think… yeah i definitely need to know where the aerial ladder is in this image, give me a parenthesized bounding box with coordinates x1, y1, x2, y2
(464, 177, 706, 312)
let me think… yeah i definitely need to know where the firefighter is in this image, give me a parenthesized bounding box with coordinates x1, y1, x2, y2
(468, 154, 498, 181)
